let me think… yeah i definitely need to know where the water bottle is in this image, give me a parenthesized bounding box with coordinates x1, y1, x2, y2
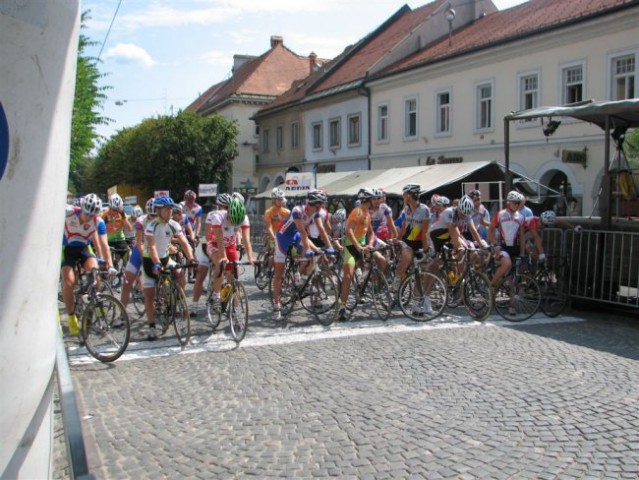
(221, 284, 232, 302)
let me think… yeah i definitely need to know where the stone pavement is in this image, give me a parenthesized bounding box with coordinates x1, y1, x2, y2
(53, 270, 639, 479)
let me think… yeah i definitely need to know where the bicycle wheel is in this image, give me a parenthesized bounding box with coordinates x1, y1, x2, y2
(171, 285, 191, 347)
(300, 269, 337, 326)
(82, 294, 130, 363)
(371, 269, 393, 321)
(206, 290, 222, 331)
(344, 274, 361, 312)
(131, 278, 146, 317)
(277, 269, 297, 318)
(494, 273, 541, 322)
(398, 270, 447, 322)
(156, 278, 172, 335)
(255, 251, 271, 290)
(462, 270, 493, 321)
(538, 266, 568, 317)
(228, 282, 249, 343)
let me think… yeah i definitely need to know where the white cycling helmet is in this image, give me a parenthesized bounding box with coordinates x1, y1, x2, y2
(217, 193, 232, 207)
(83, 193, 102, 216)
(131, 205, 144, 219)
(232, 192, 245, 204)
(506, 190, 525, 202)
(271, 188, 286, 199)
(332, 208, 346, 223)
(540, 210, 557, 225)
(145, 198, 156, 215)
(109, 193, 123, 211)
(459, 195, 474, 216)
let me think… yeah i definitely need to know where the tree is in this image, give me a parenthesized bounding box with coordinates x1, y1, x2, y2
(626, 128, 639, 170)
(69, 11, 110, 193)
(83, 110, 238, 197)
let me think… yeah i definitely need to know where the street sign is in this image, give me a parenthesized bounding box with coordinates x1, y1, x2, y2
(124, 195, 137, 204)
(154, 190, 170, 198)
(199, 183, 217, 197)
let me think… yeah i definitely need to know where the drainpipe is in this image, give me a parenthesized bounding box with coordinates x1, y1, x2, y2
(358, 85, 371, 170)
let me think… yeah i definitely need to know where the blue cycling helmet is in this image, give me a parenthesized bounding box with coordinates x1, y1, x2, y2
(153, 195, 175, 208)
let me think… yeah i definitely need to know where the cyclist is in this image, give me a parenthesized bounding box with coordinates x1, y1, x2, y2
(191, 193, 231, 313)
(337, 188, 382, 321)
(465, 189, 491, 241)
(308, 190, 331, 249)
(62, 194, 117, 335)
(264, 187, 290, 256)
(206, 196, 255, 312)
(271, 189, 333, 321)
(524, 209, 583, 263)
(120, 199, 155, 310)
(487, 190, 526, 287)
(142, 195, 194, 341)
(182, 190, 203, 238)
(394, 184, 431, 291)
(103, 193, 132, 267)
(329, 207, 347, 251)
(370, 188, 398, 245)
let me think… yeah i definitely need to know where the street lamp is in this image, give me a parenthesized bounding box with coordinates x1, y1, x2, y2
(445, 4, 456, 47)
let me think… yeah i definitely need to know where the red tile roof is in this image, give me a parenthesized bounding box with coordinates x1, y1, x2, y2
(189, 42, 312, 114)
(380, 0, 635, 76)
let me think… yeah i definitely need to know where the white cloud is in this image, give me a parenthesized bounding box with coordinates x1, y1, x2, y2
(200, 50, 233, 67)
(102, 43, 157, 67)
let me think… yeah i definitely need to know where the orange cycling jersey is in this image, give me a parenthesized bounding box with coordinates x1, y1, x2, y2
(103, 209, 126, 241)
(264, 205, 290, 232)
(345, 207, 370, 246)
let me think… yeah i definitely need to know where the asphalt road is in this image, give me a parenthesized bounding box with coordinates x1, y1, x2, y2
(53, 270, 639, 479)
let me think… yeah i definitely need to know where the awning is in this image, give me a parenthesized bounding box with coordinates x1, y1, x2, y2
(255, 161, 495, 198)
(504, 98, 639, 129)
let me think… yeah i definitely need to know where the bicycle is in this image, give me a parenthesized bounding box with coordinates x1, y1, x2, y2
(108, 244, 131, 291)
(66, 262, 130, 362)
(254, 243, 273, 291)
(527, 254, 569, 317)
(342, 245, 394, 321)
(153, 262, 195, 347)
(396, 249, 448, 322)
(492, 254, 541, 322)
(206, 260, 252, 343)
(129, 271, 146, 318)
(273, 249, 339, 326)
(437, 245, 493, 321)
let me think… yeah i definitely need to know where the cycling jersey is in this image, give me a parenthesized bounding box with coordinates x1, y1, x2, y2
(144, 218, 183, 259)
(206, 210, 249, 248)
(63, 205, 107, 247)
(401, 203, 430, 244)
(493, 208, 524, 247)
(370, 202, 392, 240)
(102, 208, 127, 242)
(183, 201, 203, 225)
(345, 206, 371, 246)
(264, 205, 290, 232)
(308, 207, 328, 240)
(278, 205, 320, 239)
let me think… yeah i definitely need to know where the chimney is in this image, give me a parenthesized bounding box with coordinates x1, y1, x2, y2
(270, 35, 283, 48)
(309, 52, 317, 74)
(232, 54, 254, 73)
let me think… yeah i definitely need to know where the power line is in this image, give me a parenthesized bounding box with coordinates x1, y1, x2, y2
(97, 0, 124, 62)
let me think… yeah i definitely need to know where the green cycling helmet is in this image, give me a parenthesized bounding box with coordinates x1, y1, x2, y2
(228, 197, 246, 225)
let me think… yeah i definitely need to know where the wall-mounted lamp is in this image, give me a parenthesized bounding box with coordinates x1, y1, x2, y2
(445, 4, 456, 47)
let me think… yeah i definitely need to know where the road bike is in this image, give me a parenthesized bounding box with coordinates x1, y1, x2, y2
(153, 262, 195, 347)
(527, 254, 569, 317)
(493, 255, 541, 322)
(206, 260, 252, 343)
(65, 262, 130, 362)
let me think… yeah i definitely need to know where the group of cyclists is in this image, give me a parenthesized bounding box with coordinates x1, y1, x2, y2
(61, 182, 572, 342)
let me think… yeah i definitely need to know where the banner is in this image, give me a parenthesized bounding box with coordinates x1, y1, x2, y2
(284, 171, 314, 195)
(199, 183, 218, 197)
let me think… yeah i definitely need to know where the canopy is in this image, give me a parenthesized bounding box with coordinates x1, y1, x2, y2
(504, 98, 639, 130)
(256, 161, 495, 198)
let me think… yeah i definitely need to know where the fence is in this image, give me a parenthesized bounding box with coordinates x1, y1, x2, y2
(542, 227, 639, 309)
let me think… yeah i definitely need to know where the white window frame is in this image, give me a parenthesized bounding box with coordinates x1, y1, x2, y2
(609, 51, 636, 101)
(262, 128, 270, 153)
(516, 69, 541, 127)
(434, 88, 452, 136)
(377, 103, 389, 143)
(347, 113, 361, 147)
(329, 117, 341, 149)
(560, 60, 586, 105)
(404, 96, 418, 140)
(276, 125, 283, 151)
(312, 122, 323, 151)
(474, 80, 494, 133)
(290, 121, 299, 149)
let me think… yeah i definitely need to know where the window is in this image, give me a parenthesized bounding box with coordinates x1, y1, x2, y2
(329, 118, 340, 149)
(611, 54, 635, 100)
(312, 122, 322, 150)
(519, 72, 539, 110)
(475, 82, 493, 131)
(254, 124, 260, 137)
(436, 90, 451, 134)
(262, 129, 269, 153)
(404, 97, 417, 138)
(290, 121, 299, 149)
(562, 63, 584, 104)
(276, 126, 283, 150)
(348, 114, 361, 146)
(377, 104, 389, 142)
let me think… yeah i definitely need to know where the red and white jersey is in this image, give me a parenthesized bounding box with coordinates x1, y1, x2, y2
(63, 205, 107, 247)
(206, 210, 249, 247)
(308, 207, 327, 239)
(371, 202, 393, 239)
(182, 201, 203, 225)
(493, 208, 524, 247)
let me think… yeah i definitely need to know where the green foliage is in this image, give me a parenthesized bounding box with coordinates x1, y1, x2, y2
(626, 128, 639, 170)
(83, 110, 238, 198)
(69, 11, 111, 193)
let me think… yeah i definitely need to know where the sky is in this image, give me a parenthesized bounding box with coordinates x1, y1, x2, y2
(82, 0, 528, 144)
